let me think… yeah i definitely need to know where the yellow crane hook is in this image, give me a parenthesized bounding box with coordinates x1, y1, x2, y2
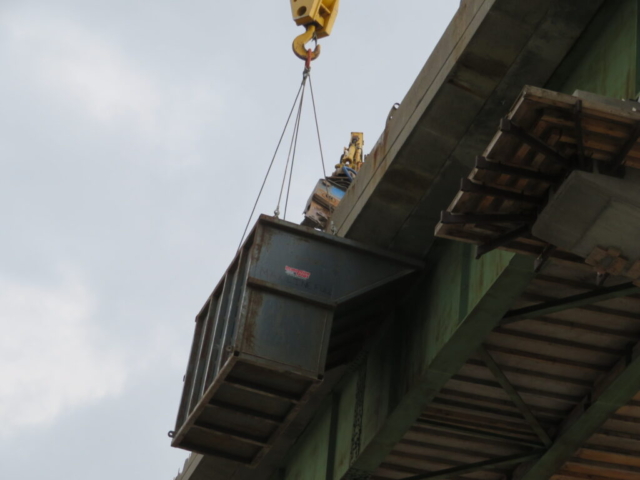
(290, 0, 339, 62)
(292, 24, 321, 61)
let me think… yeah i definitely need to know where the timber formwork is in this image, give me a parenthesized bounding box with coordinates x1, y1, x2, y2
(436, 86, 640, 254)
(386, 86, 640, 480)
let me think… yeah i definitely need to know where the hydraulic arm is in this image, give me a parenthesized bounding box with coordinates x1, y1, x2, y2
(335, 132, 364, 175)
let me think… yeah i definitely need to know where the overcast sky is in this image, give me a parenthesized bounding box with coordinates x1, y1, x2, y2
(0, 2, 457, 479)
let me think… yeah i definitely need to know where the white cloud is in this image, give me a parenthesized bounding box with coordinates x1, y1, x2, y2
(0, 9, 222, 166)
(0, 272, 126, 436)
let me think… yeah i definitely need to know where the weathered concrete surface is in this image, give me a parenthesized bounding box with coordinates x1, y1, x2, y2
(333, 0, 606, 257)
(533, 170, 640, 259)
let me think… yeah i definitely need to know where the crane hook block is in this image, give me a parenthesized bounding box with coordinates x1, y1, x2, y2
(291, 0, 340, 61)
(293, 25, 321, 61)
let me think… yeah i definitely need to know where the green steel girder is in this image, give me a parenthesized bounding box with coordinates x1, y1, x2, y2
(548, 0, 639, 99)
(344, 247, 535, 476)
(278, 242, 535, 480)
(515, 341, 640, 480)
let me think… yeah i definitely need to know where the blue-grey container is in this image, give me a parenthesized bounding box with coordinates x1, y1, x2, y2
(171, 215, 421, 466)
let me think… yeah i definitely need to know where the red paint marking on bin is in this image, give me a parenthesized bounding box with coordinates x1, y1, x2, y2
(285, 266, 311, 280)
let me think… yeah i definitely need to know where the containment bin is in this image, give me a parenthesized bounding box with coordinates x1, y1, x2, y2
(170, 215, 422, 466)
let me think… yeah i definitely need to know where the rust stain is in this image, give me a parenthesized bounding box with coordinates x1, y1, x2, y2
(243, 292, 263, 350)
(369, 127, 389, 171)
(253, 228, 267, 260)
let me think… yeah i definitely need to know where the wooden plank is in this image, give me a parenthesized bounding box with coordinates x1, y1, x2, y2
(578, 446, 640, 468)
(416, 420, 544, 448)
(541, 109, 631, 138)
(421, 409, 544, 437)
(437, 388, 567, 419)
(402, 452, 543, 480)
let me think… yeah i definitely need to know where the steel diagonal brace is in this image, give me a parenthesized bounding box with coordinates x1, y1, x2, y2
(478, 346, 553, 447)
(501, 282, 639, 325)
(500, 118, 572, 168)
(476, 224, 531, 259)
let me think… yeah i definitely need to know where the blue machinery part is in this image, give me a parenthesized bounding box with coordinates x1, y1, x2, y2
(171, 215, 422, 467)
(327, 182, 346, 200)
(342, 166, 357, 181)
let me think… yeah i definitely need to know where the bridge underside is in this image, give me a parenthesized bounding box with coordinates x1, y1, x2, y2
(373, 253, 640, 480)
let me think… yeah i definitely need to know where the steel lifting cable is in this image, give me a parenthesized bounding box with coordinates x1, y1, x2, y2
(282, 65, 328, 219)
(283, 109, 301, 220)
(237, 50, 327, 248)
(308, 76, 327, 178)
(283, 102, 302, 219)
(237, 82, 304, 249)
(277, 72, 307, 219)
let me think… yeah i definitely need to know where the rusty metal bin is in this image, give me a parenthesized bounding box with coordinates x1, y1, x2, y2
(171, 215, 421, 466)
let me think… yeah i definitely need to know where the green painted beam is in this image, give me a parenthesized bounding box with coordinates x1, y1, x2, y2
(326, 394, 340, 480)
(516, 341, 640, 480)
(404, 451, 544, 480)
(636, 0, 640, 96)
(283, 400, 333, 480)
(501, 282, 638, 325)
(547, 0, 639, 99)
(346, 248, 536, 476)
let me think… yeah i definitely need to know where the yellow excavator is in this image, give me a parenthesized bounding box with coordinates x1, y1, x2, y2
(291, 1, 366, 229)
(302, 132, 364, 230)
